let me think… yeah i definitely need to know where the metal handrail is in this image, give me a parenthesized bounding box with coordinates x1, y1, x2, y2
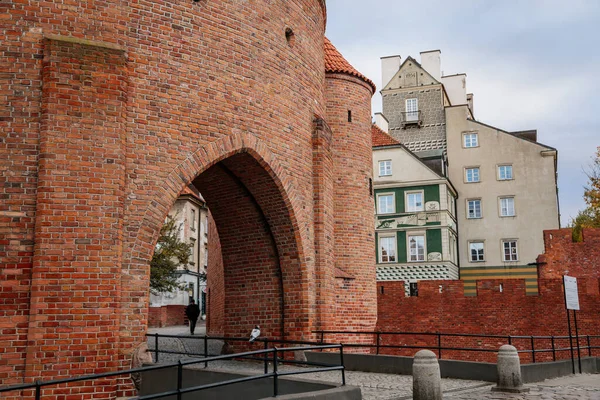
(311, 330, 600, 363)
(0, 343, 345, 399)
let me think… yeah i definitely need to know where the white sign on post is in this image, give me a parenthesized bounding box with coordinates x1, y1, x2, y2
(563, 275, 580, 311)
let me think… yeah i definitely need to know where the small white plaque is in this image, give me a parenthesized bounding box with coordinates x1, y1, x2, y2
(564, 275, 580, 311)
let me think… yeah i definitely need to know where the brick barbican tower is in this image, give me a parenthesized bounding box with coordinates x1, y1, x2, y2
(0, 2, 377, 397)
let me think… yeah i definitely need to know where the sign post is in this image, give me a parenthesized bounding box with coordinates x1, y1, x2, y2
(563, 275, 581, 373)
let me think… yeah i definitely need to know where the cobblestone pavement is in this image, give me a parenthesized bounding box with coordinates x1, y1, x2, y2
(446, 374, 600, 400)
(146, 325, 487, 400)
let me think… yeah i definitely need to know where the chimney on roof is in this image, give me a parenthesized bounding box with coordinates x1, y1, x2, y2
(374, 113, 389, 133)
(420, 50, 441, 81)
(380, 55, 401, 89)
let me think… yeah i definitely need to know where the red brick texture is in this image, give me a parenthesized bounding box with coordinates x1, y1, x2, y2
(326, 71, 378, 336)
(206, 212, 224, 336)
(377, 279, 600, 362)
(1, 1, 383, 397)
(148, 305, 186, 328)
(537, 228, 600, 281)
(376, 228, 600, 363)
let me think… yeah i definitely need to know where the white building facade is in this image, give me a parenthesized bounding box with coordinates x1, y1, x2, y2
(376, 50, 560, 295)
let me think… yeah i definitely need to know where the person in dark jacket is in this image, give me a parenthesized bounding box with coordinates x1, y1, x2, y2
(185, 299, 201, 335)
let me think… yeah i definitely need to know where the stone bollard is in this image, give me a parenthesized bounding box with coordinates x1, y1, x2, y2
(492, 345, 530, 393)
(413, 349, 442, 400)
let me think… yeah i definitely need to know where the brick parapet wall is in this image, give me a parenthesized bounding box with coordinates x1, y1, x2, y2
(537, 228, 600, 280)
(377, 278, 600, 363)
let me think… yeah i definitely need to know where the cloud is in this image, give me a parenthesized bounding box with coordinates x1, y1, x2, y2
(325, 0, 600, 226)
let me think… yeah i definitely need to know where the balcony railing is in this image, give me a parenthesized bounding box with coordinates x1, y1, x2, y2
(401, 110, 422, 128)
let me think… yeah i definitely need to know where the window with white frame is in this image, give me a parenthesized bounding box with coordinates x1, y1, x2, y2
(377, 193, 395, 214)
(469, 241, 484, 262)
(465, 167, 480, 183)
(408, 234, 425, 262)
(379, 160, 392, 176)
(379, 235, 396, 263)
(499, 197, 515, 217)
(502, 240, 518, 261)
(463, 133, 478, 148)
(498, 165, 513, 180)
(406, 98, 418, 121)
(405, 191, 424, 212)
(467, 199, 482, 219)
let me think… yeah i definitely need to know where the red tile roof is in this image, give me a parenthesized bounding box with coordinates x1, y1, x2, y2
(324, 37, 376, 93)
(372, 124, 400, 147)
(180, 184, 204, 202)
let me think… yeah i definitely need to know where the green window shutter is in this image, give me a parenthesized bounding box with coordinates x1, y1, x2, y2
(397, 231, 407, 263)
(426, 229, 442, 254)
(424, 185, 440, 203)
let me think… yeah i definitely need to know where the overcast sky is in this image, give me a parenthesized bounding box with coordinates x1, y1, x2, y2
(325, 0, 600, 226)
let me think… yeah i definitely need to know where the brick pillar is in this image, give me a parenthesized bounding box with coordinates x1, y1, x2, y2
(312, 116, 336, 332)
(25, 37, 127, 396)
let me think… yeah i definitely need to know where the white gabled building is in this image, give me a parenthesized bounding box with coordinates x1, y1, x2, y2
(376, 50, 559, 295)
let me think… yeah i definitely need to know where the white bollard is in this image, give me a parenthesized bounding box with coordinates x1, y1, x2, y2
(413, 349, 442, 400)
(492, 344, 530, 393)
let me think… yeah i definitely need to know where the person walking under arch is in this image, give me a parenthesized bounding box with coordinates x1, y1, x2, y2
(185, 299, 201, 335)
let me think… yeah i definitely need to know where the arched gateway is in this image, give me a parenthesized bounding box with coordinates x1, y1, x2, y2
(1, 1, 377, 398)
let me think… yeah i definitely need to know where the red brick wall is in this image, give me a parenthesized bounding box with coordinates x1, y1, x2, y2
(148, 306, 186, 328)
(3, 1, 333, 397)
(377, 279, 600, 363)
(326, 73, 378, 334)
(206, 212, 224, 336)
(538, 228, 600, 282)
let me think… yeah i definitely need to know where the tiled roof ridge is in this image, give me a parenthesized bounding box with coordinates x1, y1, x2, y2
(324, 37, 376, 93)
(372, 124, 400, 147)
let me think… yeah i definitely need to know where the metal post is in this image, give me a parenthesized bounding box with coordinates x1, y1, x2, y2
(154, 333, 159, 363)
(177, 360, 183, 400)
(340, 344, 346, 386)
(530, 336, 535, 363)
(204, 335, 208, 368)
(567, 309, 575, 374)
(320, 331, 325, 352)
(264, 340, 269, 374)
(551, 336, 556, 361)
(587, 335, 591, 357)
(273, 347, 279, 397)
(376, 333, 380, 355)
(574, 311, 582, 373)
(508, 335, 512, 345)
(35, 381, 41, 400)
(437, 332, 442, 359)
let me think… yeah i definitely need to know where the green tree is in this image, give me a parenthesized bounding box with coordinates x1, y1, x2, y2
(571, 146, 600, 241)
(150, 215, 193, 294)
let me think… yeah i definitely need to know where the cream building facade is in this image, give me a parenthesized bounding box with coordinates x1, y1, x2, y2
(372, 124, 459, 296)
(377, 50, 560, 295)
(150, 184, 209, 313)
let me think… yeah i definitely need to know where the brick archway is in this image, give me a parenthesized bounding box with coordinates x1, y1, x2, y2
(121, 133, 311, 349)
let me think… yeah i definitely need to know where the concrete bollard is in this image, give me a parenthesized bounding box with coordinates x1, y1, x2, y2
(492, 344, 530, 393)
(413, 349, 442, 400)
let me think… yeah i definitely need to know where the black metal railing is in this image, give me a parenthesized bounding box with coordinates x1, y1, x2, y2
(312, 330, 600, 364)
(0, 343, 345, 399)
